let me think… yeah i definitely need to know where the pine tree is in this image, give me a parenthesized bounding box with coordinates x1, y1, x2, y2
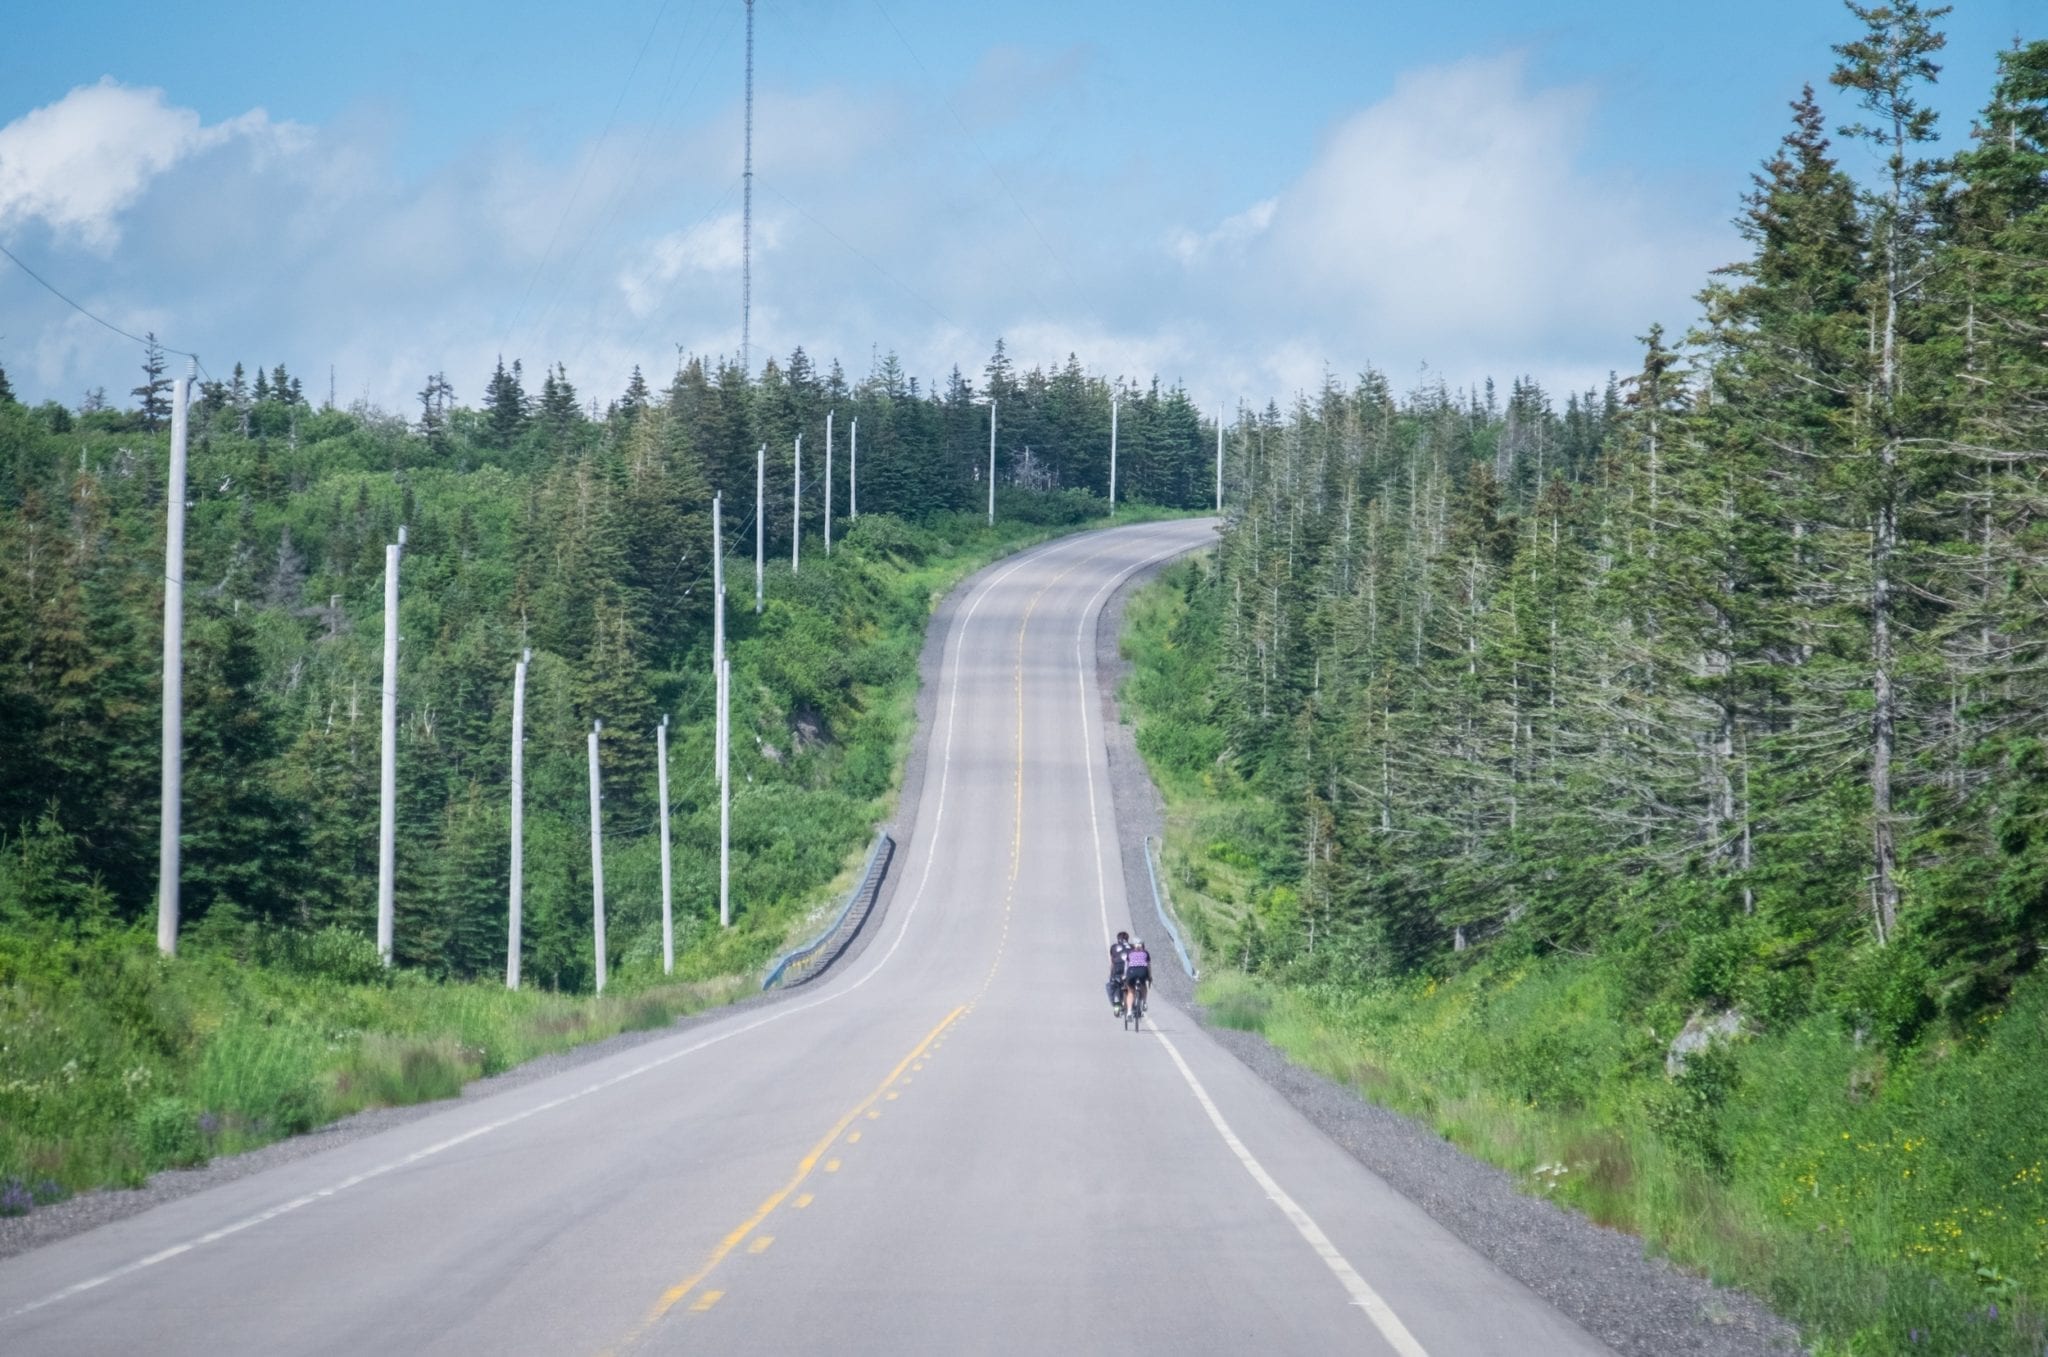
(482, 356, 528, 450)
(132, 334, 171, 431)
(1829, 0, 1952, 943)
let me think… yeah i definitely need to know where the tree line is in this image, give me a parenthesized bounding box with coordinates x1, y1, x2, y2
(0, 338, 1219, 986)
(1163, 14, 2048, 1035)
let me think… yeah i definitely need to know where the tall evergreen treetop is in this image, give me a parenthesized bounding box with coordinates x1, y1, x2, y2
(131, 334, 171, 432)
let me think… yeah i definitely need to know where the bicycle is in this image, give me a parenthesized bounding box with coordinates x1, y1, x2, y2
(1121, 976, 1148, 1032)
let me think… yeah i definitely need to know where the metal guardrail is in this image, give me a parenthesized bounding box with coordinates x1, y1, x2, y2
(761, 832, 896, 990)
(1143, 835, 1198, 979)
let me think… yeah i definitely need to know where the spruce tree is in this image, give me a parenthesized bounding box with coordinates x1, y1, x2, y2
(131, 334, 171, 431)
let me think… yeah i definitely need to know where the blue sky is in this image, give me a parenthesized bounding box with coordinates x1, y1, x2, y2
(1, 0, 2038, 412)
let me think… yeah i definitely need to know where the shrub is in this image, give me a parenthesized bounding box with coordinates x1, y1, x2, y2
(339, 1035, 475, 1108)
(135, 1097, 206, 1169)
(192, 1023, 326, 1137)
(1205, 975, 1273, 1032)
(286, 927, 389, 987)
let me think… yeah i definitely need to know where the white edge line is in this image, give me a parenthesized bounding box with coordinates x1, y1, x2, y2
(1074, 531, 1198, 945)
(1068, 524, 1428, 1355)
(1153, 1030, 1432, 1357)
(0, 526, 1144, 1326)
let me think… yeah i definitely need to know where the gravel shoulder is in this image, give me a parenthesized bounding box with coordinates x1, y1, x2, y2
(1093, 546, 1808, 1357)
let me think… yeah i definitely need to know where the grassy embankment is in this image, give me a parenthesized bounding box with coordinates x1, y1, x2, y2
(0, 504, 1186, 1209)
(1121, 558, 2048, 1357)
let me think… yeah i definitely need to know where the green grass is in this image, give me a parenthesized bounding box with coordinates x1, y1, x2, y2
(0, 923, 745, 1191)
(1122, 563, 2048, 1356)
(1188, 966, 2048, 1355)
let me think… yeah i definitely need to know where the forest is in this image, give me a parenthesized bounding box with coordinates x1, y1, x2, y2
(0, 336, 1212, 1192)
(0, 340, 1214, 979)
(1124, 16, 2048, 1353)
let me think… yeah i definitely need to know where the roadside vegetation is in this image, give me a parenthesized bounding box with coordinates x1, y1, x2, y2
(0, 337, 1208, 1206)
(1120, 18, 2048, 1351)
(1130, 562, 2048, 1356)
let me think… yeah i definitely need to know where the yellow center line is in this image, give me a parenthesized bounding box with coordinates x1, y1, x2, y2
(602, 538, 1139, 1356)
(965, 549, 1102, 1002)
(604, 1004, 963, 1352)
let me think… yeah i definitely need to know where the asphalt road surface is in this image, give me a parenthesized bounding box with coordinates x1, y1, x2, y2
(0, 520, 1613, 1355)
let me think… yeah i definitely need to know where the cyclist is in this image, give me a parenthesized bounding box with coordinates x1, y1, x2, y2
(1122, 938, 1153, 1016)
(1107, 930, 1133, 1013)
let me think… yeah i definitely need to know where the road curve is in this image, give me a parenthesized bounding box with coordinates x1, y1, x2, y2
(0, 520, 1611, 1355)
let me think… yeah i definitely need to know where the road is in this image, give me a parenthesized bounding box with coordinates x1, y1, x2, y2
(0, 520, 1611, 1355)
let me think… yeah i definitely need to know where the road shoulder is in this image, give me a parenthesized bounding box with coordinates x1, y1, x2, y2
(1093, 550, 1805, 1357)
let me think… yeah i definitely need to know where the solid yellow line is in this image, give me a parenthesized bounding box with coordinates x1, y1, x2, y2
(617, 1005, 964, 1346)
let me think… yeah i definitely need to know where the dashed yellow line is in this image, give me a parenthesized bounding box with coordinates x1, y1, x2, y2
(747, 1237, 774, 1255)
(602, 543, 1129, 1354)
(607, 1005, 963, 1350)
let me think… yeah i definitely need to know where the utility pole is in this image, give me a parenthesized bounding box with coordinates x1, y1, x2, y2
(720, 658, 732, 929)
(657, 712, 673, 975)
(1215, 407, 1224, 513)
(156, 360, 193, 956)
(1109, 395, 1118, 513)
(987, 400, 997, 526)
(849, 418, 859, 520)
(741, 0, 754, 376)
(377, 524, 405, 965)
(713, 492, 726, 710)
(507, 648, 530, 989)
(792, 433, 802, 573)
(714, 495, 732, 928)
(824, 409, 834, 556)
(755, 442, 765, 613)
(588, 719, 606, 994)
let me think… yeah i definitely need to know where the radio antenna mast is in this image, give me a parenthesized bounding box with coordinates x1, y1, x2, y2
(741, 0, 755, 376)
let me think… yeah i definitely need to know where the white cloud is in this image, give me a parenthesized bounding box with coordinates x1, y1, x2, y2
(0, 79, 297, 249)
(1279, 55, 1606, 331)
(618, 211, 782, 319)
(0, 55, 1732, 422)
(1165, 51, 1728, 396)
(1168, 198, 1276, 265)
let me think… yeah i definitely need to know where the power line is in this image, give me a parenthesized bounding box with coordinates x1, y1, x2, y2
(610, 171, 745, 370)
(866, 0, 1082, 296)
(504, 0, 676, 353)
(756, 177, 955, 329)
(743, 0, 755, 377)
(539, 1, 745, 365)
(0, 240, 208, 376)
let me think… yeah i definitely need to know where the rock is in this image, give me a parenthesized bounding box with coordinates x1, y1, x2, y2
(1666, 1008, 1745, 1077)
(790, 704, 828, 753)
